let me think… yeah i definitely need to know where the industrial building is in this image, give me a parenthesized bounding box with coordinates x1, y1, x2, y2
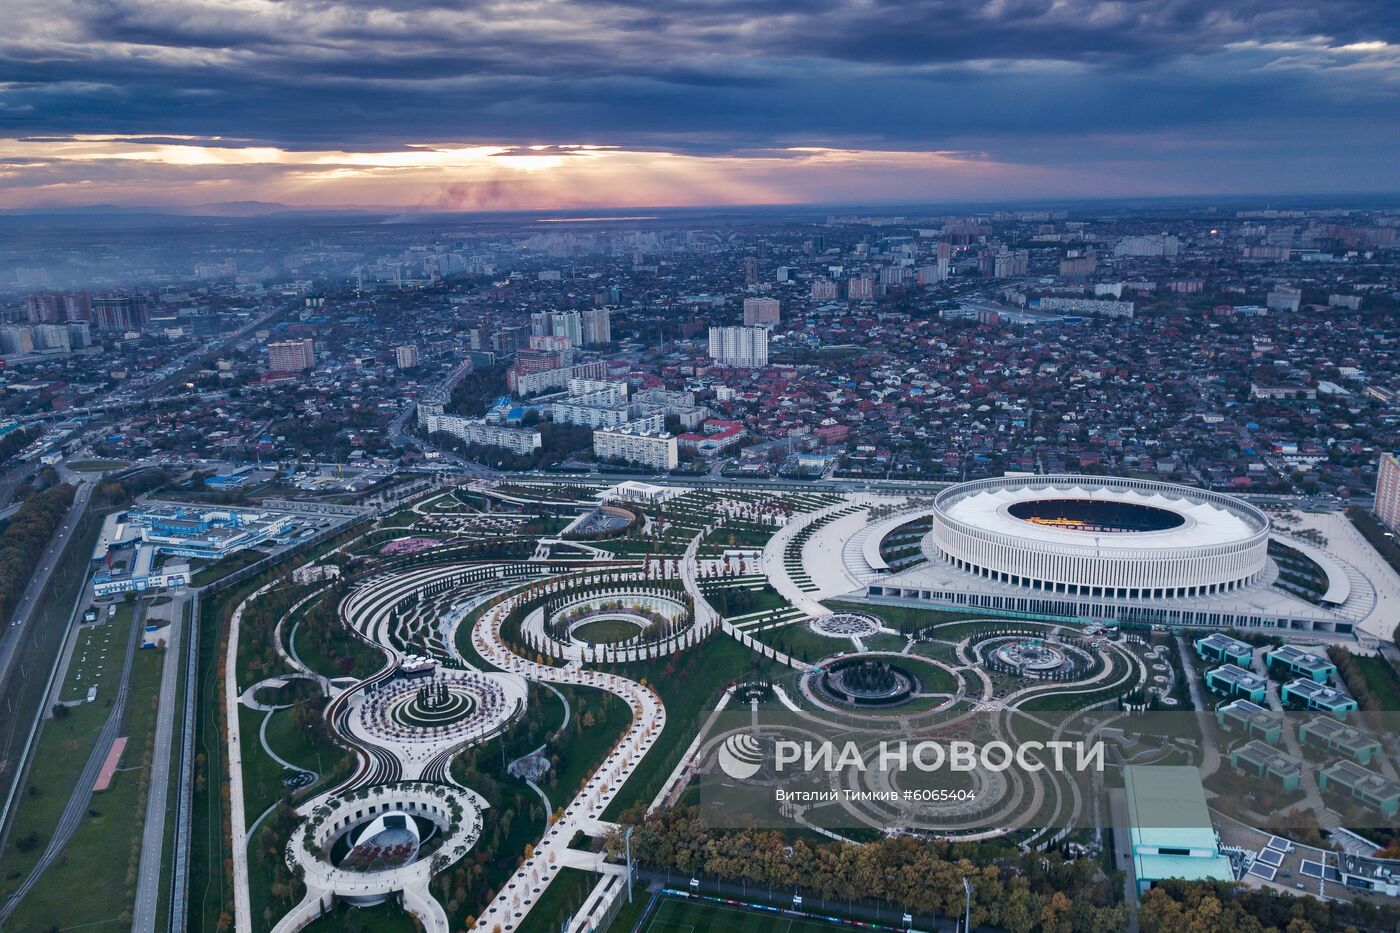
(1123, 765, 1235, 894)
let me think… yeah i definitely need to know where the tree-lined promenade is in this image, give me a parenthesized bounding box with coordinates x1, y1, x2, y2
(607, 806, 1128, 933)
(608, 805, 1400, 933)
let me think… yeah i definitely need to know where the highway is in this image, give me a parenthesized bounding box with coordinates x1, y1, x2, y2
(0, 478, 93, 687)
(131, 591, 189, 933)
(14, 306, 284, 431)
(0, 477, 96, 845)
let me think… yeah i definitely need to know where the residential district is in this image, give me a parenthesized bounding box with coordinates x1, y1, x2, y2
(0, 201, 1398, 933)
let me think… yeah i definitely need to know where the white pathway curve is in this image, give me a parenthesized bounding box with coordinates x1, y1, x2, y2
(467, 591, 666, 932)
(226, 579, 282, 933)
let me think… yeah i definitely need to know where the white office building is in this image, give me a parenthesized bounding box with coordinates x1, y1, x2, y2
(531, 310, 583, 347)
(420, 411, 541, 454)
(551, 383, 632, 429)
(1113, 235, 1180, 258)
(582, 307, 612, 345)
(395, 344, 420, 369)
(708, 325, 769, 368)
(593, 414, 678, 470)
(742, 297, 780, 326)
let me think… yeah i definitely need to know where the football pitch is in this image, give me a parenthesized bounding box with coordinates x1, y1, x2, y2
(639, 895, 853, 933)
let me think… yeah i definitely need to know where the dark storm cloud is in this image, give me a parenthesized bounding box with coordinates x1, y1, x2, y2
(0, 0, 1397, 167)
(740, 0, 1400, 66)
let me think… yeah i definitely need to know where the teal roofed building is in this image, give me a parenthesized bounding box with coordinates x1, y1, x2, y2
(1195, 633, 1254, 667)
(1123, 765, 1236, 894)
(1319, 761, 1400, 817)
(1204, 664, 1268, 703)
(1266, 645, 1336, 683)
(1215, 698, 1281, 744)
(1229, 740, 1301, 791)
(1299, 718, 1382, 765)
(1282, 679, 1357, 717)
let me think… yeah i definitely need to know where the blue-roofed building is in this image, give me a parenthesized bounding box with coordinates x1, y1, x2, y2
(1299, 717, 1381, 764)
(1124, 765, 1235, 894)
(1229, 741, 1300, 791)
(1265, 645, 1336, 683)
(1195, 633, 1254, 667)
(1237, 739, 1299, 790)
(1319, 761, 1400, 817)
(1215, 699, 1281, 744)
(1281, 679, 1357, 717)
(1204, 664, 1268, 703)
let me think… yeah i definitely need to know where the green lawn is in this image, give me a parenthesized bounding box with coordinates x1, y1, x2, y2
(641, 895, 851, 933)
(1017, 674, 1132, 712)
(0, 605, 138, 898)
(66, 459, 132, 473)
(239, 708, 295, 828)
(902, 655, 959, 695)
(454, 598, 504, 672)
(517, 867, 600, 933)
(706, 584, 789, 619)
(862, 633, 908, 653)
(290, 595, 386, 680)
(247, 806, 306, 933)
(601, 886, 652, 933)
(5, 616, 167, 930)
(918, 618, 1049, 643)
(822, 600, 985, 635)
(1351, 654, 1400, 710)
(752, 623, 849, 664)
(603, 636, 778, 819)
(574, 619, 644, 644)
(543, 685, 632, 803)
(595, 539, 691, 558)
(907, 641, 963, 665)
(240, 701, 353, 831)
(0, 503, 104, 838)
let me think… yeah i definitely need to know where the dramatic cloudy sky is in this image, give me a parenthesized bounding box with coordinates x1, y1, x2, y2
(0, 0, 1397, 210)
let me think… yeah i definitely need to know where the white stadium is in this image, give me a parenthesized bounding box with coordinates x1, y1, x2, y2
(834, 474, 1380, 634)
(927, 476, 1271, 600)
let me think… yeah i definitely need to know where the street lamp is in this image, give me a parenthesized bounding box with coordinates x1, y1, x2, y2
(623, 826, 635, 904)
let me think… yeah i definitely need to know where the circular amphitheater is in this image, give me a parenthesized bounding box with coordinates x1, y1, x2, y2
(351, 670, 526, 759)
(927, 475, 1270, 600)
(387, 682, 478, 729)
(278, 782, 486, 927)
(552, 592, 690, 646)
(990, 639, 1072, 675)
(809, 611, 881, 638)
(814, 655, 921, 708)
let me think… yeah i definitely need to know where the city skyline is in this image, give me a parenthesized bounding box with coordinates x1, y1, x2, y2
(1, 0, 1398, 210)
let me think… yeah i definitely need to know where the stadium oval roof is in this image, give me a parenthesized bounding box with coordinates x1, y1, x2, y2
(937, 477, 1268, 553)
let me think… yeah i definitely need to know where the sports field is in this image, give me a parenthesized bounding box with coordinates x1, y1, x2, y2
(640, 895, 852, 933)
